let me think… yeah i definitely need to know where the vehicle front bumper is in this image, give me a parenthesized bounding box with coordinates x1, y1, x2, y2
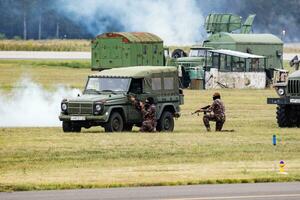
(267, 97, 300, 105)
(59, 113, 109, 122)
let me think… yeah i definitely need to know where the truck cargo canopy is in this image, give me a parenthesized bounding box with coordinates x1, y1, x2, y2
(95, 32, 163, 43)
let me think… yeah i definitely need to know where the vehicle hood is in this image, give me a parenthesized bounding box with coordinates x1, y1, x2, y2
(66, 93, 128, 104)
(289, 70, 300, 79)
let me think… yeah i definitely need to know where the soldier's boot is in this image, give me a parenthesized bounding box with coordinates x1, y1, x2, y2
(216, 121, 224, 131)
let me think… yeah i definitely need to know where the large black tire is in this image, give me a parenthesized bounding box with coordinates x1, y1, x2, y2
(171, 49, 187, 58)
(62, 121, 81, 133)
(276, 105, 291, 127)
(104, 112, 124, 132)
(157, 111, 174, 132)
(63, 121, 72, 132)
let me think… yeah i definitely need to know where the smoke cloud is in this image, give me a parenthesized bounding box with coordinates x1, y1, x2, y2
(0, 78, 81, 127)
(58, 0, 205, 45)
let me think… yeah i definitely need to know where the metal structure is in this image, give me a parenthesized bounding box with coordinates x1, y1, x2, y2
(59, 66, 183, 132)
(91, 32, 164, 70)
(267, 70, 300, 127)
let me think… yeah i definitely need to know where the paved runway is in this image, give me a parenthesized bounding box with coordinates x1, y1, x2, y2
(0, 51, 297, 60)
(1, 182, 300, 200)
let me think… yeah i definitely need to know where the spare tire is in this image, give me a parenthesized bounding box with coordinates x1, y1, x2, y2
(171, 49, 187, 58)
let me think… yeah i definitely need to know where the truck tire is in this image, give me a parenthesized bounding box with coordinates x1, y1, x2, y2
(157, 111, 174, 132)
(62, 122, 81, 132)
(104, 112, 124, 132)
(276, 105, 291, 127)
(171, 49, 187, 58)
(62, 121, 72, 132)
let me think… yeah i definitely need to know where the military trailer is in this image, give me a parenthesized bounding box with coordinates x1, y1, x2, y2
(59, 66, 183, 132)
(91, 32, 164, 70)
(267, 70, 300, 127)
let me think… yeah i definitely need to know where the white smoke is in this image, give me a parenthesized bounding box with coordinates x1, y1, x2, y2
(58, 0, 205, 45)
(0, 78, 81, 127)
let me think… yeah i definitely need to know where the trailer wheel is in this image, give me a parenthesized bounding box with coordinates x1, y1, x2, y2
(276, 105, 291, 127)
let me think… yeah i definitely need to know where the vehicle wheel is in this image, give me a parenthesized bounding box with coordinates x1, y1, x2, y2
(62, 121, 72, 132)
(72, 126, 82, 132)
(123, 124, 133, 132)
(276, 105, 291, 127)
(157, 111, 174, 132)
(171, 49, 187, 58)
(104, 112, 124, 132)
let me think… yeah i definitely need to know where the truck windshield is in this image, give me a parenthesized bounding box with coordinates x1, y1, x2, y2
(84, 77, 130, 93)
(189, 49, 206, 57)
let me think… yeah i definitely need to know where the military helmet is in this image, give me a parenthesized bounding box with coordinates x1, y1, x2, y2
(213, 92, 221, 98)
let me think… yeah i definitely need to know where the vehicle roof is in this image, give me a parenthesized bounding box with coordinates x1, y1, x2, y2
(209, 49, 265, 59)
(96, 32, 162, 43)
(190, 45, 212, 49)
(208, 33, 283, 44)
(90, 66, 177, 78)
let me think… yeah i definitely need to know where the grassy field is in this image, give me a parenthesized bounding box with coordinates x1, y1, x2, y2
(1, 39, 300, 55)
(0, 61, 300, 191)
(0, 39, 91, 51)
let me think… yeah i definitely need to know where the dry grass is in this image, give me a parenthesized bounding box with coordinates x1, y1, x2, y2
(0, 62, 300, 191)
(0, 39, 90, 51)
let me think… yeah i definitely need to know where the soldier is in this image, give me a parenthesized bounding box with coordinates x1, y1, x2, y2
(193, 92, 226, 132)
(130, 96, 156, 132)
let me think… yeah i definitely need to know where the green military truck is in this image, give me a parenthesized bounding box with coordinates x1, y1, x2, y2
(59, 66, 184, 132)
(267, 70, 300, 127)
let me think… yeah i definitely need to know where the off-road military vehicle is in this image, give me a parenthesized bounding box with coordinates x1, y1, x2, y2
(59, 66, 184, 132)
(267, 70, 300, 127)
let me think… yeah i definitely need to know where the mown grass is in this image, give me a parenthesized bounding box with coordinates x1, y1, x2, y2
(0, 62, 300, 191)
(0, 39, 90, 51)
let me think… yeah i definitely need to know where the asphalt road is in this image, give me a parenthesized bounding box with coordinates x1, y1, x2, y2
(1, 182, 300, 200)
(0, 51, 297, 60)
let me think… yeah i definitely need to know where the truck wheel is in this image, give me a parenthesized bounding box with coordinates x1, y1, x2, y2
(104, 112, 124, 132)
(62, 121, 72, 132)
(171, 49, 187, 58)
(157, 111, 174, 132)
(276, 105, 291, 127)
(72, 126, 82, 132)
(123, 124, 133, 132)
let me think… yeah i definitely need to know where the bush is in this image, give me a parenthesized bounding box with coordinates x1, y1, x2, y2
(0, 33, 6, 40)
(13, 36, 22, 40)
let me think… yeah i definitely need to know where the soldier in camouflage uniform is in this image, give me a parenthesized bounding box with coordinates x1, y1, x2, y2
(194, 92, 226, 132)
(130, 96, 156, 132)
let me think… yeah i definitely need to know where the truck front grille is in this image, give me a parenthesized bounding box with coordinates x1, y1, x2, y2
(288, 80, 300, 95)
(68, 102, 93, 114)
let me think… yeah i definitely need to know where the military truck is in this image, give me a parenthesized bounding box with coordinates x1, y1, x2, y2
(267, 70, 300, 127)
(59, 66, 183, 132)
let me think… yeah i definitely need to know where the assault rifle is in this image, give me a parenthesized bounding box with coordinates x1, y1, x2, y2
(191, 105, 211, 115)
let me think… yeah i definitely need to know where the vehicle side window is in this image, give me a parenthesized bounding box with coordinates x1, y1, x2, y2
(151, 78, 162, 90)
(129, 79, 143, 94)
(164, 77, 174, 90)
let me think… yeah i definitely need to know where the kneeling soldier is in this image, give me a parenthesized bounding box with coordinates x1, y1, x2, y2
(194, 92, 226, 132)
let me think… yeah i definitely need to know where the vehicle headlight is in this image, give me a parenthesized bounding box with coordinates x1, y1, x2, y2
(95, 104, 102, 112)
(61, 103, 68, 111)
(277, 88, 285, 96)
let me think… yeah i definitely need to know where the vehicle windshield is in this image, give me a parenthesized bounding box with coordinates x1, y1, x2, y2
(189, 49, 206, 57)
(84, 77, 130, 94)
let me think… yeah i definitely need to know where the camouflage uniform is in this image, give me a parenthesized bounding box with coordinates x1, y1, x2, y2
(133, 100, 156, 132)
(203, 99, 226, 131)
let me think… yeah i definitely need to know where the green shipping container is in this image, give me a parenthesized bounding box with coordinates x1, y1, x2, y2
(91, 32, 164, 71)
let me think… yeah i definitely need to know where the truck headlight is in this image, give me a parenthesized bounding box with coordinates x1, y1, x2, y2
(95, 104, 102, 112)
(277, 88, 285, 96)
(61, 103, 68, 111)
